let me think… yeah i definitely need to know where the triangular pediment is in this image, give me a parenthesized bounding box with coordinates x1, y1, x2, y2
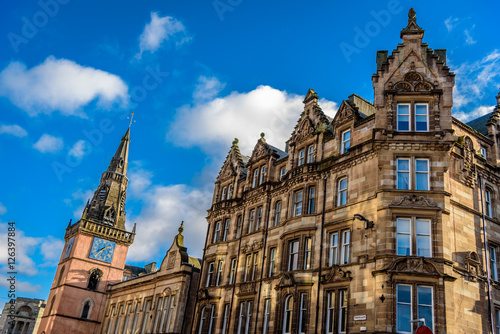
(332, 100, 357, 126)
(217, 139, 244, 181)
(248, 137, 273, 164)
(384, 51, 438, 92)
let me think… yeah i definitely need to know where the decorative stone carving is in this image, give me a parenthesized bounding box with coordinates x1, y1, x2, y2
(464, 251, 483, 281)
(238, 282, 256, 295)
(389, 194, 440, 210)
(463, 136, 476, 187)
(275, 273, 296, 289)
(373, 257, 453, 279)
(292, 118, 315, 143)
(321, 265, 352, 283)
(167, 250, 177, 269)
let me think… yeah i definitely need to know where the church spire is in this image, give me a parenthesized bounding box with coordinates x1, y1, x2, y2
(83, 128, 131, 230)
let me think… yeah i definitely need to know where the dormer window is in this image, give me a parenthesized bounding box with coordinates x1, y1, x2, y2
(298, 150, 305, 166)
(480, 147, 487, 159)
(397, 103, 428, 131)
(307, 146, 314, 163)
(341, 130, 351, 154)
(252, 169, 259, 188)
(259, 166, 266, 185)
(280, 167, 286, 180)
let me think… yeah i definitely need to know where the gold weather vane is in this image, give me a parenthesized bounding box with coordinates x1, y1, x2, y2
(127, 112, 136, 128)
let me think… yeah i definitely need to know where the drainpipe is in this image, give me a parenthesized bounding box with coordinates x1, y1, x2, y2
(228, 208, 246, 334)
(315, 174, 328, 334)
(479, 175, 495, 334)
(191, 220, 211, 334)
(254, 195, 272, 334)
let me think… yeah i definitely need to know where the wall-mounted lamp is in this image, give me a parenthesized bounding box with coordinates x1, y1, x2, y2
(354, 214, 374, 229)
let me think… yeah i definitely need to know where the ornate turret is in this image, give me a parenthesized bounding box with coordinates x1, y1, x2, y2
(400, 8, 424, 38)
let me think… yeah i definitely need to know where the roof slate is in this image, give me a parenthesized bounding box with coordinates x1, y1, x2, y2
(466, 112, 492, 136)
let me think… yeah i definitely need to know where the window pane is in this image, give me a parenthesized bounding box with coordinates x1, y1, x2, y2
(415, 160, 428, 172)
(398, 105, 410, 114)
(415, 105, 427, 115)
(416, 173, 428, 190)
(398, 116, 410, 131)
(340, 178, 347, 189)
(416, 219, 430, 234)
(397, 159, 410, 171)
(397, 304, 412, 332)
(398, 235, 411, 256)
(417, 236, 431, 257)
(397, 284, 411, 303)
(398, 219, 411, 233)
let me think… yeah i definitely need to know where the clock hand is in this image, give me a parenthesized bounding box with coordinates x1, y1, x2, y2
(95, 246, 111, 256)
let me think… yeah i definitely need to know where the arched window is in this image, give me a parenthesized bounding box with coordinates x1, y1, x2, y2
(16, 306, 33, 317)
(80, 298, 95, 319)
(98, 187, 107, 201)
(48, 295, 56, 315)
(283, 295, 293, 334)
(56, 266, 65, 286)
(87, 269, 103, 291)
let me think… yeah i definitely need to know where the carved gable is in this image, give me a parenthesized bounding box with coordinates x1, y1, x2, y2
(217, 139, 245, 181)
(248, 135, 273, 164)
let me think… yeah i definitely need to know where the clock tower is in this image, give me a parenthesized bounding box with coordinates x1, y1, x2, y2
(38, 128, 135, 334)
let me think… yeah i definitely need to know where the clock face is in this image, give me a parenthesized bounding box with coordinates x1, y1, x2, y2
(63, 236, 75, 259)
(89, 237, 116, 263)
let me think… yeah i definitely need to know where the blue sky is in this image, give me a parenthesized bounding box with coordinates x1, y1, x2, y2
(0, 0, 499, 302)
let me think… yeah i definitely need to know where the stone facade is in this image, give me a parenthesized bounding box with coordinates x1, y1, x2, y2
(99, 223, 200, 334)
(192, 9, 500, 334)
(0, 298, 45, 334)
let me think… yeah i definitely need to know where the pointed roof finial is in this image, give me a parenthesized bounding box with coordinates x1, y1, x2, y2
(401, 8, 424, 38)
(260, 132, 266, 142)
(232, 138, 239, 146)
(128, 112, 136, 129)
(132, 223, 136, 233)
(178, 221, 184, 234)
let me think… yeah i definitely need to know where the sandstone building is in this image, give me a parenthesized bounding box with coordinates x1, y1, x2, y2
(39, 8, 500, 334)
(0, 298, 45, 334)
(194, 9, 500, 334)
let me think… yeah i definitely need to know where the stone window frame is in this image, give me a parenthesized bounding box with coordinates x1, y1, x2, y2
(395, 216, 433, 258)
(289, 183, 317, 219)
(322, 287, 349, 334)
(282, 231, 315, 273)
(326, 229, 351, 267)
(236, 299, 253, 334)
(336, 176, 348, 207)
(340, 129, 351, 155)
(394, 154, 432, 191)
(484, 186, 494, 218)
(393, 282, 436, 334)
(394, 100, 431, 133)
(489, 243, 499, 282)
(272, 200, 282, 228)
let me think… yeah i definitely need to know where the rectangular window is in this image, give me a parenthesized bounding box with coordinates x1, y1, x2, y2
(208, 305, 215, 334)
(308, 187, 316, 214)
(397, 218, 432, 257)
(274, 201, 281, 227)
(417, 286, 433, 331)
(260, 166, 266, 184)
(304, 237, 312, 270)
(397, 158, 410, 190)
(337, 178, 347, 206)
(341, 130, 351, 154)
(397, 218, 411, 256)
(307, 145, 314, 163)
(329, 233, 338, 266)
(229, 258, 237, 284)
(213, 221, 221, 243)
(221, 187, 227, 201)
(244, 254, 251, 282)
(256, 207, 262, 231)
(293, 190, 304, 217)
(397, 104, 410, 131)
(481, 147, 487, 159)
(491, 246, 498, 281)
(415, 159, 429, 191)
(245, 302, 253, 334)
(269, 247, 276, 277)
(248, 209, 255, 234)
(326, 291, 335, 334)
(263, 299, 271, 334)
(299, 293, 307, 334)
(341, 231, 350, 265)
(338, 290, 347, 334)
(251, 252, 258, 280)
(142, 300, 151, 334)
(236, 301, 252, 334)
(216, 261, 224, 286)
(222, 304, 230, 334)
(415, 103, 428, 131)
(396, 284, 412, 333)
(206, 262, 215, 287)
(228, 185, 233, 199)
(252, 169, 259, 188)
(298, 149, 305, 166)
(236, 216, 242, 238)
(222, 218, 230, 242)
(289, 240, 299, 271)
(280, 167, 287, 180)
(486, 189, 493, 217)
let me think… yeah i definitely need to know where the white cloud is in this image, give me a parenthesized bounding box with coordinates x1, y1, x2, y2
(127, 181, 212, 262)
(193, 76, 226, 102)
(137, 12, 191, 58)
(0, 56, 128, 117)
(33, 134, 64, 153)
(168, 84, 337, 156)
(0, 223, 42, 277)
(68, 140, 87, 158)
(40, 236, 65, 264)
(454, 105, 494, 122)
(0, 275, 41, 293)
(464, 29, 476, 45)
(445, 17, 459, 32)
(67, 188, 94, 219)
(129, 168, 153, 196)
(0, 124, 27, 137)
(453, 50, 500, 119)
(0, 203, 6, 215)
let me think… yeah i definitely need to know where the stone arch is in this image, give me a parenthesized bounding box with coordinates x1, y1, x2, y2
(80, 298, 95, 320)
(16, 305, 33, 316)
(56, 265, 65, 286)
(87, 268, 103, 291)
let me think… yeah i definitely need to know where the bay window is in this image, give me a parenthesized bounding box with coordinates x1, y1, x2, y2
(293, 190, 304, 217)
(396, 284, 434, 333)
(396, 158, 429, 191)
(396, 218, 431, 257)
